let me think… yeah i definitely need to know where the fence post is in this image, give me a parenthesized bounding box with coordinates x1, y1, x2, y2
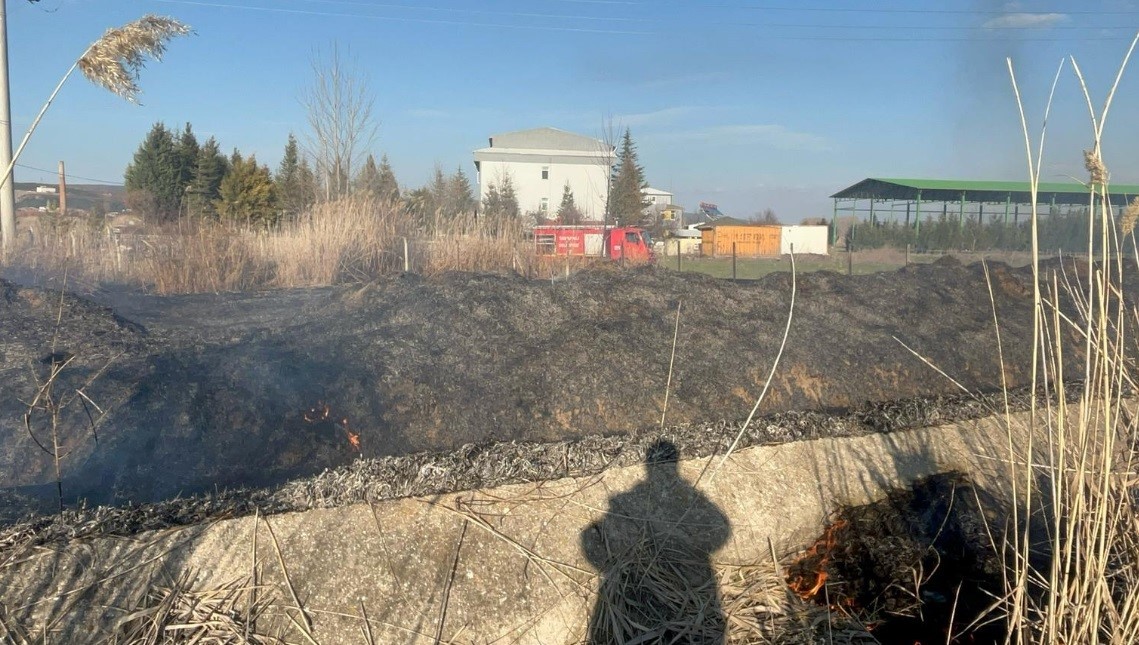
(676, 240, 681, 272)
(847, 249, 853, 276)
(732, 241, 737, 281)
(403, 237, 409, 272)
(905, 243, 910, 267)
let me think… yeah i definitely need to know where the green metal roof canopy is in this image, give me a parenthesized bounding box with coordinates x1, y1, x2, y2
(832, 178, 1139, 206)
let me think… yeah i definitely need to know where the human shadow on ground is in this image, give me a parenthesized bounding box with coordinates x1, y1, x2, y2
(581, 440, 731, 644)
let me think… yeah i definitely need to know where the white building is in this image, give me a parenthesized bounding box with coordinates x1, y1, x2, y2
(643, 186, 672, 208)
(473, 127, 615, 221)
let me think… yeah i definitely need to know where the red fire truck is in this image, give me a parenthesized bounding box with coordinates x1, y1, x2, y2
(532, 225, 655, 262)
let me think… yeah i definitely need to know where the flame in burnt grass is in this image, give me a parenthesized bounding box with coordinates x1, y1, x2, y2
(787, 518, 848, 602)
(303, 402, 361, 452)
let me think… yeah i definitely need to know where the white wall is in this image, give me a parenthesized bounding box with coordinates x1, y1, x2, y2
(780, 225, 829, 255)
(477, 158, 611, 220)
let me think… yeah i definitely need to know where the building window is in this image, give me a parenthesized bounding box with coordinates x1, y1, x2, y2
(541, 167, 549, 180)
(540, 197, 549, 213)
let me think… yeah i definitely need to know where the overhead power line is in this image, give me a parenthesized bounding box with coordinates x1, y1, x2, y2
(15, 163, 119, 185)
(153, 0, 1139, 40)
(291, 0, 1139, 30)
(152, 0, 652, 34)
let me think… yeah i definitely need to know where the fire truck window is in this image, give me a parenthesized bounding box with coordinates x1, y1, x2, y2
(625, 232, 639, 243)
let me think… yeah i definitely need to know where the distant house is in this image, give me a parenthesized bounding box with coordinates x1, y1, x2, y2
(35, 185, 57, 194)
(473, 127, 614, 221)
(643, 186, 672, 208)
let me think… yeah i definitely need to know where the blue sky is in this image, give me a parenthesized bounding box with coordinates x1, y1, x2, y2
(8, 0, 1139, 219)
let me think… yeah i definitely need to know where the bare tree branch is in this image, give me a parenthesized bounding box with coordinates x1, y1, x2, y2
(300, 43, 378, 202)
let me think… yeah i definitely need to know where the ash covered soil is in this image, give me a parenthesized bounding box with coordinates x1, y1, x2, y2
(0, 258, 1099, 516)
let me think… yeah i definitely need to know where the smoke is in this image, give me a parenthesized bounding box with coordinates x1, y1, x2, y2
(948, 1, 1060, 177)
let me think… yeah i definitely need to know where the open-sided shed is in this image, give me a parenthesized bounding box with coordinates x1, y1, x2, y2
(829, 178, 1139, 243)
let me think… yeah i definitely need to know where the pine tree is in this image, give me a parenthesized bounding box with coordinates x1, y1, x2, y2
(481, 183, 502, 219)
(216, 151, 278, 226)
(428, 165, 448, 215)
(277, 133, 314, 218)
(185, 136, 228, 218)
(557, 182, 583, 224)
(297, 158, 319, 210)
(124, 122, 181, 221)
(353, 154, 384, 199)
(175, 122, 199, 198)
(447, 167, 476, 216)
(377, 155, 399, 202)
(498, 174, 520, 220)
(609, 128, 650, 226)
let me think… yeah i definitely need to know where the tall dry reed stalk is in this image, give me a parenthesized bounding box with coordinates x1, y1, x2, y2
(2, 15, 190, 251)
(999, 34, 1139, 644)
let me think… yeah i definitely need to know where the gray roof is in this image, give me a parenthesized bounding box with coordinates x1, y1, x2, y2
(486, 127, 610, 152)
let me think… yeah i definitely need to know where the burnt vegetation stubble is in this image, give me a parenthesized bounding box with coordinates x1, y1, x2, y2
(0, 256, 1112, 518)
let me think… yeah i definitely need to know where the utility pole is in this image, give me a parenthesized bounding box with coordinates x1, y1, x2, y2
(0, 0, 15, 251)
(57, 160, 65, 217)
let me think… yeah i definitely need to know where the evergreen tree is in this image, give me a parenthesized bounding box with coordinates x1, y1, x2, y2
(377, 154, 399, 202)
(446, 167, 477, 216)
(185, 137, 228, 218)
(557, 182, 583, 224)
(216, 151, 278, 226)
(124, 122, 181, 221)
(427, 165, 448, 215)
(276, 133, 314, 218)
(482, 173, 520, 222)
(297, 158, 319, 211)
(499, 174, 520, 220)
(353, 154, 384, 199)
(403, 186, 434, 229)
(609, 128, 650, 226)
(175, 122, 200, 197)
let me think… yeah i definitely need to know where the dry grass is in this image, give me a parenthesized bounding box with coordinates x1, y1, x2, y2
(108, 570, 284, 644)
(2, 198, 556, 293)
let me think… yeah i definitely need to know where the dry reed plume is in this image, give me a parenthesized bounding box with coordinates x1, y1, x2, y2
(77, 16, 192, 103)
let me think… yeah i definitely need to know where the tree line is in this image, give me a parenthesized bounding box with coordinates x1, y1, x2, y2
(123, 121, 658, 230)
(123, 121, 497, 228)
(846, 209, 1103, 254)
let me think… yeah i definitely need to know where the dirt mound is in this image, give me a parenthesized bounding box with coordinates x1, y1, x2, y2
(0, 259, 1096, 515)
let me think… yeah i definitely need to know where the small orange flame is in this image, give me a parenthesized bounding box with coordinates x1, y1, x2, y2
(302, 402, 362, 452)
(787, 518, 848, 601)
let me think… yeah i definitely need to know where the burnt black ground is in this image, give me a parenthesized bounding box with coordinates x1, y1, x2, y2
(788, 473, 1011, 644)
(0, 257, 1108, 517)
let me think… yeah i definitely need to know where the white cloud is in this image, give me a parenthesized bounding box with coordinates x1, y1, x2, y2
(636, 71, 733, 90)
(615, 106, 697, 128)
(983, 12, 1068, 29)
(658, 124, 830, 152)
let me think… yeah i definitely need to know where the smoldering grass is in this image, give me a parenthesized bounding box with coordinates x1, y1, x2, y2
(0, 385, 1071, 553)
